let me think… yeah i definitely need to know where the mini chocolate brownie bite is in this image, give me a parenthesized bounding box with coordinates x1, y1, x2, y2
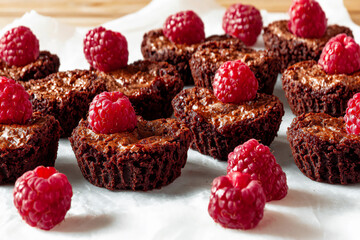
(263, 20, 353, 71)
(287, 112, 360, 184)
(141, 29, 202, 85)
(0, 51, 60, 82)
(69, 117, 192, 191)
(102, 60, 183, 120)
(172, 87, 284, 161)
(189, 37, 280, 94)
(23, 70, 108, 137)
(282, 60, 360, 117)
(0, 112, 61, 184)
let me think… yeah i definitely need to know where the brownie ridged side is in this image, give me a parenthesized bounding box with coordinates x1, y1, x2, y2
(69, 119, 192, 191)
(0, 51, 60, 82)
(287, 113, 360, 184)
(263, 20, 353, 72)
(172, 89, 284, 161)
(282, 61, 360, 117)
(0, 114, 61, 184)
(190, 38, 280, 95)
(141, 29, 195, 85)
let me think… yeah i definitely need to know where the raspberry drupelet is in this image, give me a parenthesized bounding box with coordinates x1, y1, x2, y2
(288, 0, 327, 38)
(318, 34, 360, 75)
(212, 60, 258, 104)
(0, 26, 40, 67)
(88, 91, 137, 134)
(222, 3, 263, 46)
(13, 166, 73, 230)
(163, 10, 205, 45)
(0, 76, 32, 124)
(227, 139, 288, 202)
(344, 93, 360, 135)
(83, 26, 128, 72)
(208, 172, 266, 230)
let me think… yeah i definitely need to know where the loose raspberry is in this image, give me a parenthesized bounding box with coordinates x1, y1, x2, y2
(288, 0, 327, 38)
(88, 91, 137, 134)
(222, 4, 263, 46)
(0, 26, 40, 66)
(0, 77, 32, 124)
(208, 172, 266, 230)
(344, 93, 360, 135)
(212, 60, 258, 104)
(227, 139, 288, 202)
(163, 10, 205, 45)
(318, 34, 360, 75)
(13, 166, 73, 230)
(83, 26, 128, 72)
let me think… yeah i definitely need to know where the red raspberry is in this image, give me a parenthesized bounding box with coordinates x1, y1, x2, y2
(288, 0, 327, 38)
(344, 93, 360, 135)
(0, 26, 40, 66)
(212, 60, 258, 104)
(83, 26, 128, 72)
(222, 4, 263, 46)
(88, 91, 137, 134)
(318, 34, 360, 75)
(227, 139, 288, 202)
(0, 77, 32, 124)
(13, 166, 73, 230)
(208, 172, 266, 230)
(163, 10, 205, 45)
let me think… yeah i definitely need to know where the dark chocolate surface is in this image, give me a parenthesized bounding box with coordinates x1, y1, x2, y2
(0, 51, 60, 82)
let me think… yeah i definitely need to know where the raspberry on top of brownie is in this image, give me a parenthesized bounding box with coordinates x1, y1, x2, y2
(172, 60, 284, 161)
(282, 34, 360, 117)
(0, 77, 61, 184)
(70, 91, 192, 191)
(0, 26, 60, 81)
(263, 0, 353, 71)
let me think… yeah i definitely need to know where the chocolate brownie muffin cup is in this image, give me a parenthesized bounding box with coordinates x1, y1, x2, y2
(263, 20, 353, 72)
(282, 60, 360, 117)
(141, 29, 201, 85)
(23, 69, 108, 137)
(141, 30, 233, 85)
(287, 112, 360, 184)
(102, 60, 183, 120)
(69, 117, 192, 191)
(0, 51, 60, 82)
(172, 87, 284, 161)
(189, 37, 280, 95)
(0, 112, 61, 184)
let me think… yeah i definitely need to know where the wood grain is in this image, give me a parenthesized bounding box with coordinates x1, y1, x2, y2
(0, 0, 359, 27)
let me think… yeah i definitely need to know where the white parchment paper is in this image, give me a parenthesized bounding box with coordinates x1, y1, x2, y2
(1, 0, 360, 239)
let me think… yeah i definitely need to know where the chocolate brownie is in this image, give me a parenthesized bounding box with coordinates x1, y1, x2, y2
(282, 60, 360, 117)
(23, 70, 108, 137)
(141, 29, 202, 85)
(287, 112, 360, 184)
(0, 51, 60, 82)
(172, 87, 284, 161)
(263, 20, 353, 72)
(102, 60, 183, 120)
(0, 112, 61, 184)
(140, 30, 233, 85)
(69, 117, 192, 191)
(189, 37, 280, 94)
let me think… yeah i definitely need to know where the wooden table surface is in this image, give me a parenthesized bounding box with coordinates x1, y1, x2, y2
(0, 0, 359, 28)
